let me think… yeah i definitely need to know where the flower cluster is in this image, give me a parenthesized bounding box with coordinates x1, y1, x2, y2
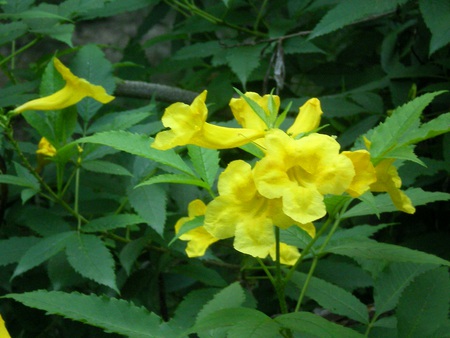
(153, 91, 415, 263)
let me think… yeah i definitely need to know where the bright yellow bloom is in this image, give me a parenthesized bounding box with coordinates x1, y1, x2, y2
(204, 160, 315, 258)
(229, 92, 280, 130)
(13, 58, 114, 114)
(269, 243, 301, 266)
(36, 137, 57, 157)
(174, 199, 219, 257)
(0, 314, 11, 338)
(287, 98, 323, 138)
(342, 150, 377, 197)
(254, 129, 355, 224)
(152, 90, 265, 150)
(370, 159, 415, 214)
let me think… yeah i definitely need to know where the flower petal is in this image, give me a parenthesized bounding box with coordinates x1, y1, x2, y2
(342, 150, 377, 197)
(269, 243, 301, 266)
(287, 98, 323, 137)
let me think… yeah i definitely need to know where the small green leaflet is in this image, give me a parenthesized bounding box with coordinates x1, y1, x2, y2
(81, 160, 132, 176)
(83, 214, 145, 233)
(187, 145, 220, 188)
(137, 173, 210, 190)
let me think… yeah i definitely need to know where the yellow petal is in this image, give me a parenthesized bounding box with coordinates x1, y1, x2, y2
(0, 314, 11, 338)
(36, 137, 57, 157)
(233, 216, 275, 258)
(287, 98, 323, 137)
(174, 199, 219, 257)
(14, 58, 114, 114)
(269, 243, 301, 266)
(229, 92, 280, 130)
(342, 150, 377, 197)
(152, 91, 265, 150)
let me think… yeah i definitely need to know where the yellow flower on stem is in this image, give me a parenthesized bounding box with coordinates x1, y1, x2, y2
(0, 314, 11, 338)
(175, 199, 219, 257)
(269, 243, 301, 266)
(152, 90, 265, 150)
(370, 159, 415, 214)
(254, 129, 355, 224)
(342, 150, 377, 197)
(36, 137, 57, 171)
(204, 160, 315, 259)
(287, 98, 323, 138)
(13, 58, 114, 114)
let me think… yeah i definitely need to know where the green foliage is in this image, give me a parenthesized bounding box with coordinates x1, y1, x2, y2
(0, 0, 449, 337)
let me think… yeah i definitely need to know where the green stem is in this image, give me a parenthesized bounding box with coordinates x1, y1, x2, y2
(0, 37, 41, 68)
(274, 227, 288, 314)
(74, 166, 81, 231)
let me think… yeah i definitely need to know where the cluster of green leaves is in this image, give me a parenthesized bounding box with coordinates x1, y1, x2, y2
(0, 0, 449, 337)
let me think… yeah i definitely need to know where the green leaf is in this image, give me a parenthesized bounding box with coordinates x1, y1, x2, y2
(192, 307, 279, 338)
(0, 174, 38, 189)
(283, 37, 325, 54)
(419, 0, 450, 55)
(119, 236, 149, 276)
(404, 112, 450, 145)
(369, 91, 445, 161)
(326, 240, 450, 266)
(81, 160, 132, 176)
(290, 272, 369, 324)
(274, 312, 365, 338)
(320, 224, 393, 246)
(373, 262, 435, 316)
(226, 44, 265, 87)
(0, 237, 40, 266)
(342, 188, 450, 218)
(169, 216, 204, 246)
(128, 185, 166, 236)
(71, 44, 115, 122)
(12, 231, 75, 278)
(65, 233, 118, 292)
(397, 267, 450, 337)
(77, 131, 194, 176)
(0, 21, 27, 45)
(3, 290, 166, 337)
(171, 264, 227, 288)
(173, 41, 222, 60)
(83, 213, 144, 233)
(187, 145, 220, 188)
(279, 226, 314, 250)
(16, 206, 71, 236)
(136, 174, 209, 189)
(35, 23, 74, 47)
(309, 0, 409, 39)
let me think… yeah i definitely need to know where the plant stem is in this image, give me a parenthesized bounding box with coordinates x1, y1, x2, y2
(0, 37, 41, 68)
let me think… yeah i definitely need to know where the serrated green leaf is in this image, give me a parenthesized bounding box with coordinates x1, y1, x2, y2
(128, 185, 166, 236)
(0, 237, 40, 266)
(226, 44, 265, 87)
(320, 224, 393, 247)
(3, 290, 166, 337)
(12, 231, 75, 278)
(16, 206, 71, 236)
(326, 240, 450, 266)
(290, 272, 369, 324)
(0, 21, 27, 45)
(119, 236, 149, 276)
(171, 264, 227, 288)
(81, 160, 132, 176)
(187, 145, 220, 188)
(283, 37, 325, 55)
(191, 307, 279, 338)
(70, 44, 115, 122)
(174, 41, 222, 60)
(34, 23, 74, 47)
(369, 91, 445, 162)
(79, 0, 156, 20)
(419, 0, 450, 55)
(65, 233, 118, 292)
(397, 267, 450, 338)
(77, 131, 194, 176)
(309, 0, 409, 39)
(83, 214, 144, 233)
(405, 112, 450, 144)
(343, 188, 450, 218)
(279, 226, 314, 250)
(136, 174, 209, 189)
(374, 262, 435, 316)
(0, 174, 38, 189)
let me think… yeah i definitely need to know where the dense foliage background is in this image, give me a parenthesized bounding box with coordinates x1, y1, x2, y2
(0, 0, 449, 337)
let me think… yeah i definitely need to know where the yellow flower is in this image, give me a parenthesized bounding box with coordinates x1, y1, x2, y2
(175, 199, 219, 257)
(13, 58, 114, 114)
(269, 243, 301, 266)
(0, 314, 11, 338)
(287, 98, 323, 138)
(370, 159, 415, 214)
(229, 92, 280, 130)
(342, 150, 377, 197)
(254, 129, 355, 224)
(36, 137, 57, 157)
(152, 90, 265, 150)
(204, 160, 315, 258)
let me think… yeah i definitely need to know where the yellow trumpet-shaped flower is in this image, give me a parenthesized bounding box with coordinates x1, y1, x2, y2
(0, 314, 11, 338)
(287, 98, 323, 138)
(342, 150, 377, 197)
(152, 90, 265, 150)
(370, 159, 415, 214)
(13, 58, 114, 114)
(204, 160, 315, 258)
(254, 129, 355, 224)
(174, 199, 219, 257)
(229, 91, 280, 130)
